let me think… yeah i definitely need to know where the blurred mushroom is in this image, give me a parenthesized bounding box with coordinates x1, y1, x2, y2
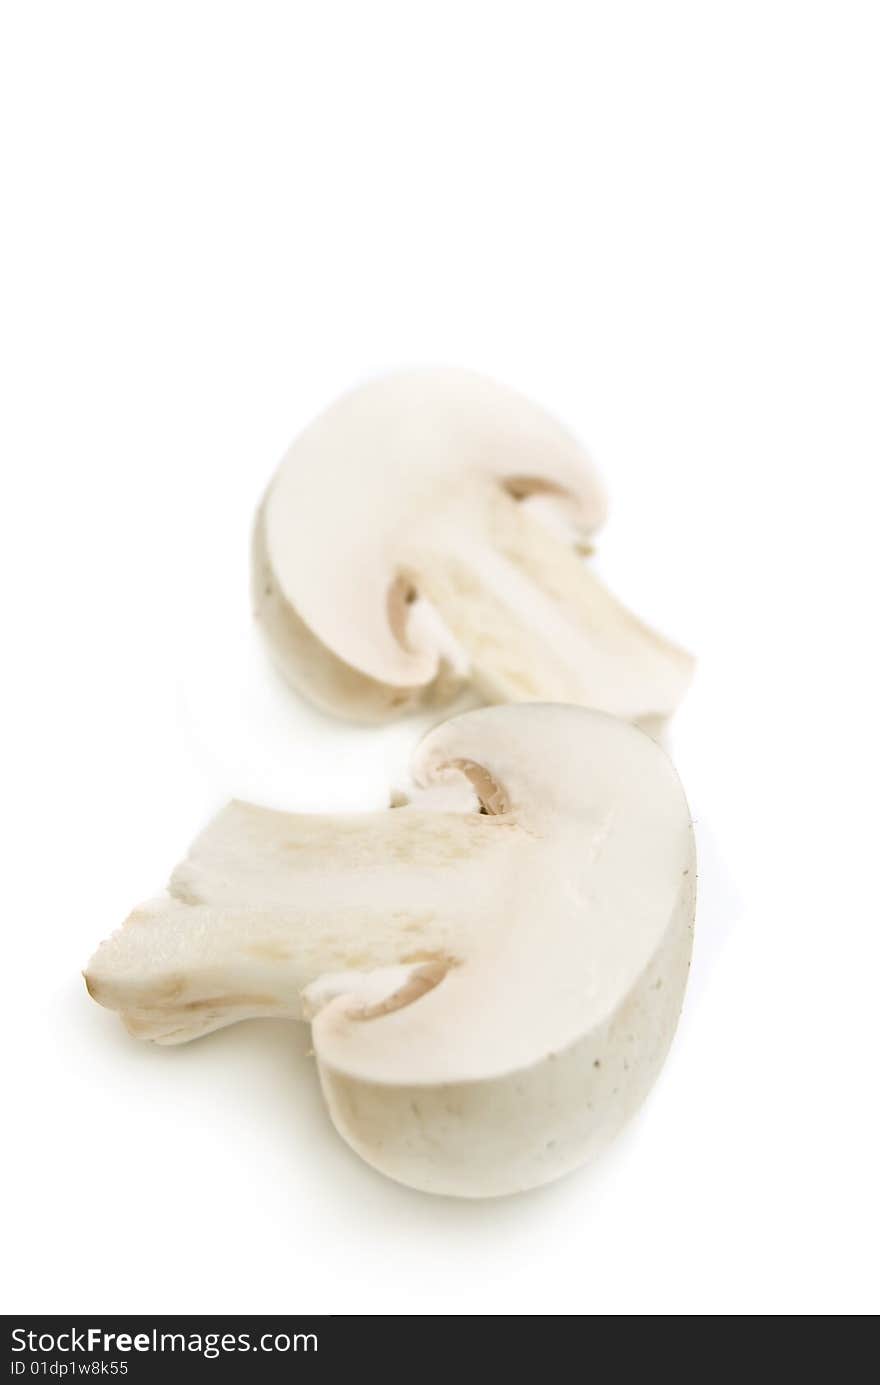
(254, 369, 693, 724)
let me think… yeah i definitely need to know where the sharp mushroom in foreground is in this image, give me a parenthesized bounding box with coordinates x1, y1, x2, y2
(85, 704, 696, 1198)
(254, 369, 693, 725)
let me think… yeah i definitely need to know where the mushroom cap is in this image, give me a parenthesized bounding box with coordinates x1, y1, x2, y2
(308, 702, 696, 1197)
(260, 368, 607, 690)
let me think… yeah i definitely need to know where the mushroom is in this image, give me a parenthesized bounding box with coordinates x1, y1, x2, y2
(85, 703, 696, 1198)
(254, 369, 693, 725)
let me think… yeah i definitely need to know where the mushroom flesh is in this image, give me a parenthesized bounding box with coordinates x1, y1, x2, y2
(85, 703, 696, 1198)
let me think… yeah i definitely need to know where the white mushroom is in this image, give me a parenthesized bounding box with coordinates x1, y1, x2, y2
(254, 369, 693, 725)
(85, 704, 696, 1198)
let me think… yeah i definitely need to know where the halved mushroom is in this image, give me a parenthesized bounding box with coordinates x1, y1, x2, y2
(85, 703, 696, 1198)
(254, 369, 693, 725)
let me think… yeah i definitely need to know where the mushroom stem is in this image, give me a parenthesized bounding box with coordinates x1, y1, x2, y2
(406, 486, 693, 725)
(85, 798, 519, 1044)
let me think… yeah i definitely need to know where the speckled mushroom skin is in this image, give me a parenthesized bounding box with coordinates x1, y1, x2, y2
(317, 864, 695, 1198)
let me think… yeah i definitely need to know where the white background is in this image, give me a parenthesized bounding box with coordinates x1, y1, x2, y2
(2, 2, 878, 1317)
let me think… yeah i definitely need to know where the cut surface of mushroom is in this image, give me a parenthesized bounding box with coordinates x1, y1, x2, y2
(254, 369, 693, 724)
(85, 704, 696, 1197)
